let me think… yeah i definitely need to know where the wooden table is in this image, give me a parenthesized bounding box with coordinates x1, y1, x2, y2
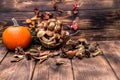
(0, 41, 120, 80)
(0, 0, 120, 80)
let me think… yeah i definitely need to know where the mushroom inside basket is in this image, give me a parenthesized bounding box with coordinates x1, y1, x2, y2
(37, 19, 69, 49)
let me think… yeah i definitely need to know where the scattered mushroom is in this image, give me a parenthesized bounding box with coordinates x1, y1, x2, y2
(10, 8, 103, 64)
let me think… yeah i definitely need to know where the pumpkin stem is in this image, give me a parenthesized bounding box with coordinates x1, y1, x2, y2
(12, 18, 19, 26)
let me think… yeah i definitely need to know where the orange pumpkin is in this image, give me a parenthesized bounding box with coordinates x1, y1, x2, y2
(2, 26, 31, 50)
(2, 18, 31, 50)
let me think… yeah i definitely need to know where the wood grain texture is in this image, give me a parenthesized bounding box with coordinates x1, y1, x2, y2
(0, 44, 8, 63)
(0, 0, 120, 12)
(0, 11, 120, 41)
(70, 29, 120, 41)
(99, 41, 120, 79)
(1, 10, 120, 29)
(0, 6, 120, 26)
(0, 13, 119, 40)
(32, 56, 73, 80)
(0, 8, 119, 40)
(72, 56, 117, 80)
(0, 52, 35, 80)
(0, 0, 120, 79)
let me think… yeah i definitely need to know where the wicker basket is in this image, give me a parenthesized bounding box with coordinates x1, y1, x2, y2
(39, 38, 61, 49)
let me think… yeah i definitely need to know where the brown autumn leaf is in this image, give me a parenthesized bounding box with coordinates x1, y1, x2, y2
(39, 51, 50, 57)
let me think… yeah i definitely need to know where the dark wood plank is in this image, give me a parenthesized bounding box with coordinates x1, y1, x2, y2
(1, 11, 120, 29)
(114, 41, 120, 50)
(0, 10, 120, 40)
(0, 43, 8, 63)
(0, 0, 120, 12)
(1, 10, 120, 30)
(99, 41, 120, 79)
(33, 56, 73, 80)
(70, 29, 120, 41)
(0, 52, 35, 80)
(72, 41, 117, 80)
(1, 13, 120, 40)
(75, 29, 120, 37)
(72, 57, 117, 80)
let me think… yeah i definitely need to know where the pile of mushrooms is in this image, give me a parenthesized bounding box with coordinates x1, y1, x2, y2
(36, 19, 69, 48)
(23, 9, 103, 62)
(25, 9, 69, 49)
(61, 38, 103, 59)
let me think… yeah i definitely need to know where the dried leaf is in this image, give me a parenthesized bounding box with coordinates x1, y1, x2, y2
(25, 52, 31, 60)
(30, 53, 39, 57)
(11, 57, 24, 62)
(13, 55, 24, 58)
(37, 46, 42, 52)
(55, 59, 65, 65)
(39, 51, 50, 57)
(49, 51, 61, 57)
(29, 49, 38, 53)
(92, 49, 103, 57)
(38, 55, 48, 64)
(15, 47, 25, 55)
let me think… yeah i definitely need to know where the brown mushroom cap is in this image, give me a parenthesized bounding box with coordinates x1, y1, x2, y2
(54, 25, 61, 33)
(37, 30, 46, 37)
(61, 30, 69, 38)
(47, 21, 56, 31)
(55, 33, 61, 39)
(46, 30, 54, 37)
(26, 19, 32, 23)
(78, 38, 88, 44)
(66, 50, 76, 59)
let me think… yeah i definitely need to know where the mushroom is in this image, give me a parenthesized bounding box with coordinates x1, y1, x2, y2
(46, 30, 54, 37)
(66, 50, 76, 59)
